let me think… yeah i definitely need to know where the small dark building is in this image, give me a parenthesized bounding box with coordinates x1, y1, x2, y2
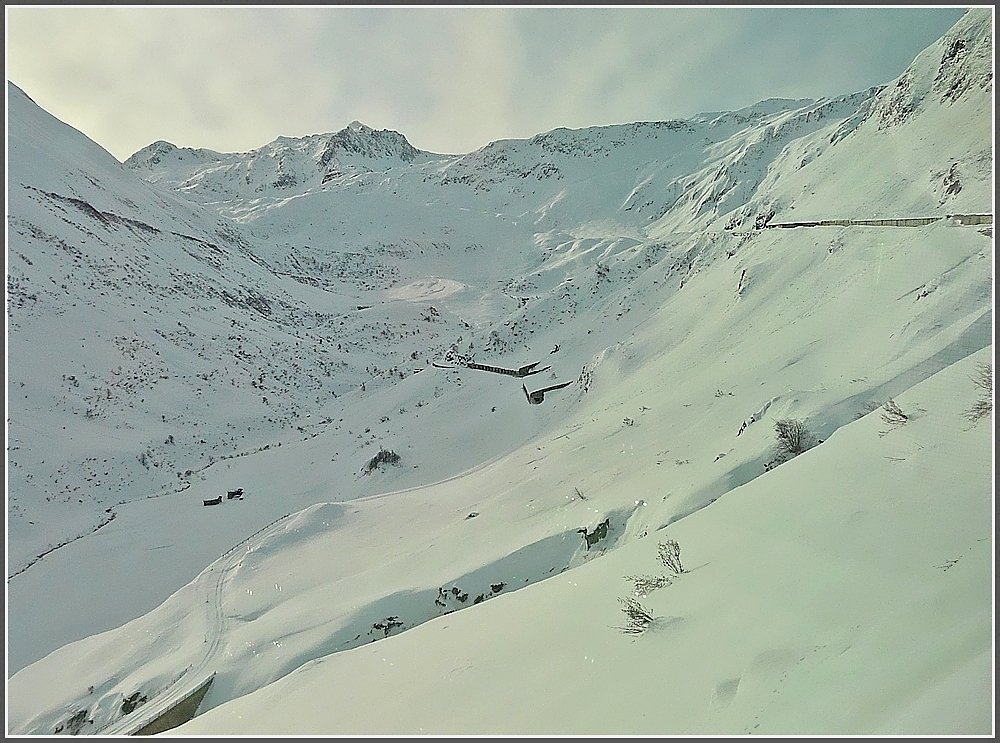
(227, 488, 244, 499)
(523, 380, 573, 405)
(203, 496, 222, 506)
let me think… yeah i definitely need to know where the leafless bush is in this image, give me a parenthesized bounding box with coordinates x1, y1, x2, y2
(775, 418, 818, 455)
(53, 709, 92, 735)
(965, 362, 993, 423)
(657, 539, 685, 576)
(880, 399, 909, 426)
(370, 616, 404, 638)
(855, 399, 882, 419)
(765, 418, 818, 470)
(363, 448, 401, 474)
(623, 574, 670, 597)
(617, 596, 656, 634)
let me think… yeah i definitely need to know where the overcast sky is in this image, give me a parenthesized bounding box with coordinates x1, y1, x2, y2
(5, 6, 972, 162)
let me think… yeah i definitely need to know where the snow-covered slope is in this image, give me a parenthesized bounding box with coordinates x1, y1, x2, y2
(6, 7, 994, 736)
(5, 84, 511, 581)
(717, 5, 993, 228)
(173, 346, 994, 736)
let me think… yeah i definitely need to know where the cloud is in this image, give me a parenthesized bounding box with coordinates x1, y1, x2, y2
(5, 6, 966, 161)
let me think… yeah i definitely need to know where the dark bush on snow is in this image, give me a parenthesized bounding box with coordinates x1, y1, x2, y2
(364, 447, 401, 474)
(764, 418, 818, 471)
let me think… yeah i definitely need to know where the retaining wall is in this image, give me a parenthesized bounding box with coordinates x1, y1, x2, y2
(763, 213, 992, 229)
(132, 674, 215, 736)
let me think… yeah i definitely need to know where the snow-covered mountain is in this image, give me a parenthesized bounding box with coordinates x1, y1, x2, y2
(6, 87, 500, 581)
(6, 8, 994, 736)
(124, 119, 422, 196)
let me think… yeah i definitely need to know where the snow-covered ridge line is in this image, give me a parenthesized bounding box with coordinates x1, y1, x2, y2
(6, 7, 993, 736)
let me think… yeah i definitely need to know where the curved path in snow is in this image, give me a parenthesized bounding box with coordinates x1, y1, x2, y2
(94, 513, 293, 735)
(92, 444, 517, 734)
(91, 427, 591, 734)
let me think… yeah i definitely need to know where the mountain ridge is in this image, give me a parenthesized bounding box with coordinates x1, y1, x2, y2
(5, 8, 993, 736)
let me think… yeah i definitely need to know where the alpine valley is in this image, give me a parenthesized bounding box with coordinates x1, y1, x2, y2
(6, 8, 994, 736)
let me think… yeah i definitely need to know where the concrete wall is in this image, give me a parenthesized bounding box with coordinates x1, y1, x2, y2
(948, 213, 993, 225)
(132, 674, 214, 736)
(763, 214, 992, 229)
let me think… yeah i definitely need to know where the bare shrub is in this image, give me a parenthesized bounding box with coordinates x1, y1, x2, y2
(121, 691, 147, 716)
(775, 418, 818, 455)
(765, 418, 818, 470)
(617, 596, 656, 634)
(657, 539, 685, 576)
(965, 362, 993, 423)
(363, 448, 401, 474)
(855, 399, 882, 419)
(54, 709, 91, 735)
(624, 574, 670, 597)
(370, 616, 404, 638)
(880, 399, 909, 426)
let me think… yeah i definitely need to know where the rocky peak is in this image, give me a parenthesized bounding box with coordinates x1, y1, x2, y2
(867, 8, 992, 130)
(123, 140, 179, 169)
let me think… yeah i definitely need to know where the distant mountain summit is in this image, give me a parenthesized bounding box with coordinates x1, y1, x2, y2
(123, 140, 224, 170)
(690, 96, 819, 125)
(125, 121, 422, 195)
